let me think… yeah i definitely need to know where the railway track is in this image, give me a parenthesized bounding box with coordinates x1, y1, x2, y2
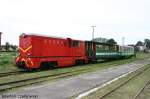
(0, 68, 90, 93)
(0, 61, 104, 78)
(133, 79, 150, 99)
(99, 65, 150, 99)
(0, 71, 26, 78)
(0, 58, 143, 78)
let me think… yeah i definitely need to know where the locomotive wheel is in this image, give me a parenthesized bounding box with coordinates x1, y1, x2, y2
(40, 62, 57, 70)
(75, 60, 85, 65)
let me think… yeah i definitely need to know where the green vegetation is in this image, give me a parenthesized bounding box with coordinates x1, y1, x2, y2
(0, 52, 18, 72)
(106, 38, 117, 45)
(135, 39, 150, 52)
(84, 64, 150, 99)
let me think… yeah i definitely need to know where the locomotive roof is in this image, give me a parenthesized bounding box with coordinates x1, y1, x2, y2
(22, 33, 65, 39)
(21, 33, 84, 41)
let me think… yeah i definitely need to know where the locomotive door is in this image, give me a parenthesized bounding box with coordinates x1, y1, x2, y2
(67, 38, 73, 56)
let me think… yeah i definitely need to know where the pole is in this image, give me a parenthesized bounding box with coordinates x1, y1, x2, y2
(91, 26, 96, 41)
(122, 37, 125, 46)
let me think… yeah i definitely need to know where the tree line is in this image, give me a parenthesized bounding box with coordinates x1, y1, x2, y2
(1, 42, 18, 52)
(135, 39, 150, 52)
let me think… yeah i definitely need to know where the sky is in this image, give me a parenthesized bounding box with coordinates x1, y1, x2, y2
(0, 0, 150, 45)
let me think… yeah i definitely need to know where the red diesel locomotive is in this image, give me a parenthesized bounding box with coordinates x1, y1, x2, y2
(16, 33, 96, 70)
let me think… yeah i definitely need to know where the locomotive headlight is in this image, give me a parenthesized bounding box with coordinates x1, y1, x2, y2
(19, 53, 21, 56)
(27, 53, 31, 56)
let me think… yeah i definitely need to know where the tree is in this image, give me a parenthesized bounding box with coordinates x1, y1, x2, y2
(135, 41, 143, 46)
(5, 42, 10, 52)
(144, 39, 150, 49)
(106, 38, 117, 45)
(11, 45, 18, 51)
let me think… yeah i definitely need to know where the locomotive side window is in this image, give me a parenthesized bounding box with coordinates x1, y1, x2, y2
(72, 41, 80, 47)
(96, 44, 110, 51)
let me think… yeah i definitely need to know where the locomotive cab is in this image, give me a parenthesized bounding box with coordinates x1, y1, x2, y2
(16, 33, 34, 70)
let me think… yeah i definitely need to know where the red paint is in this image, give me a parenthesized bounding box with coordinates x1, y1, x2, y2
(16, 34, 89, 69)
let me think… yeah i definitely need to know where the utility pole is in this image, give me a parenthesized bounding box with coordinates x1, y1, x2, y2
(91, 26, 96, 41)
(122, 37, 125, 46)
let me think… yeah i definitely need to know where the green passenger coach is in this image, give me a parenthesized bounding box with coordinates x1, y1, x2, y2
(95, 42, 135, 60)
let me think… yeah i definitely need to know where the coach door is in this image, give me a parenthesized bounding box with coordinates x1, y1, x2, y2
(85, 41, 95, 57)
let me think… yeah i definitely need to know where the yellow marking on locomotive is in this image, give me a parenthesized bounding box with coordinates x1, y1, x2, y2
(19, 45, 32, 53)
(21, 58, 26, 61)
(21, 58, 34, 67)
(28, 58, 34, 66)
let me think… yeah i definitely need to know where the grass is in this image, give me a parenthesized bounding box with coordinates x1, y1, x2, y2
(0, 52, 18, 72)
(83, 64, 150, 99)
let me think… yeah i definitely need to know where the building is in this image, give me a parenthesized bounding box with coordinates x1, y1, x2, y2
(137, 46, 146, 51)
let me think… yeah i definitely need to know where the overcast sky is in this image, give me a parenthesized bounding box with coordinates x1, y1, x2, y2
(0, 0, 150, 45)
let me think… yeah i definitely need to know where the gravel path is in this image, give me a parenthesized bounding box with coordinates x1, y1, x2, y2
(1, 59, 150, 99)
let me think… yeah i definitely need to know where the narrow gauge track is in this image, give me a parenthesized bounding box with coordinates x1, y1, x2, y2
(0, 68, 90, 92)
(133, 79, 150, 99)
(0, 60, 104, 78)
(0, 59, 136, 78)
(0, 71, 25, 78)
(0, 60, 112, 78)
(99, 66, 150, 99)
